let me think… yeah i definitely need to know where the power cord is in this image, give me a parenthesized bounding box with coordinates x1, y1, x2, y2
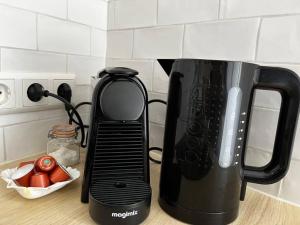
(43, 91, 87, 148)
(68, 102, 92, 127)
(27, 83, 88, 148)
(67, 102, 92, 147)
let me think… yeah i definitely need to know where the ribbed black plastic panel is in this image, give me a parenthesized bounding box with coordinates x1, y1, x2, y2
(90, 179, 151, 206)
(91, 121, 145, 181)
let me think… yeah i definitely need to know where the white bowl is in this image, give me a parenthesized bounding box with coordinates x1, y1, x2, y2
(0, 166, 80, 199)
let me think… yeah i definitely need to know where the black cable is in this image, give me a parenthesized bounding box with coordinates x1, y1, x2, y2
(44, 91, 87, 148)
(148, 99, 167, 164)
(68, 102, 91, 147)
(148, 99, 167, 105)
(69, 102, 92, 126)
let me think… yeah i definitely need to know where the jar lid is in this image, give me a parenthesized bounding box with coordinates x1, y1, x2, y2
(50, 123, 77, 138)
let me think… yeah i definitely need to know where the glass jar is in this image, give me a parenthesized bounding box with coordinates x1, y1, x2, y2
(47, 123, 80, 167)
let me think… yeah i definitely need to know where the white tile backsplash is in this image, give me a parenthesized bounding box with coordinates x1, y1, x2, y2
(245, 147, 280, 195)
(149, 122, 164, 149)
(106, 59, 154, 90)
(0, 5, 36, 49)
(153, 60, 169, 94)
(253, 89, 282, 110)
(114, 0, 157, 29)
(68, 55, 105, 85)
(133, 26, 184, 59)
(68, 0, 107, 29)
(0, 109, 65, 127)
(247, 107, 279, 152)
(248, 105, 300, 161)
(107, 30, 133, 58)
(184, 19, 260, 60)
(1, 48, 67, 73)
(38, 15, 91, 55)
(4, 117, 66, 161)
(257, 15, 300, 63)
(222, 0, 300, 19)
(91, 29, 107, 57)
(148, 92, 167, 125)
(0, 128, 4, 162)
(72, 85, 92, 104)
(280, 159, 300, 205)
(245, 147, 271, 168)
(158, 0, 219, 25)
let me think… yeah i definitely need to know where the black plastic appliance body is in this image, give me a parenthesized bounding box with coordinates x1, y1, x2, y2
(81, 67, 151, 225)
(158, 59, 300, 225)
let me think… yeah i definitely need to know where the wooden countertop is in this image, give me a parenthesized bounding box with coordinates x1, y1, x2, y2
(0, 152, 299, 225)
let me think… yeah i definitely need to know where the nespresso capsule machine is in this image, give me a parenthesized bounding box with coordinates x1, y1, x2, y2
(81, 67, 151, 225)
(158, 59, 300, 225)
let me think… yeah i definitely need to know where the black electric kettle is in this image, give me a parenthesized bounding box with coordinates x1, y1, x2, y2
(157, 59, 300, 225)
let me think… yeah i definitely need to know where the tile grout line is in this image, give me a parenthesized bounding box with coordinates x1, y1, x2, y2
(131, 30, 135, 59)
(66, 55, 69, 73)
(181, 24, 186, 58)
(155, 0, 159, 25)
(36, 13, 39, 51)
(90, 27, 93, 56)
(254, 18, 263, 61)
(218, 0, 223, 19)
(246, 145, 273, 154)
(253, 105, 280, 112)
(112, 0, 116, 30)
(2, 128, 6, 161)
(66, 0, 69, 19)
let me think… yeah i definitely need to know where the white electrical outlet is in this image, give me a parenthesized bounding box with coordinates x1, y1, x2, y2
(0, 73, 76, 114)
(22, 79, 50, 107)
(49, 79, 75, 106)
(0, 80, 16, 109)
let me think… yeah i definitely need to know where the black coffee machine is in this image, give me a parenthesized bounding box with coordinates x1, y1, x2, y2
(158, 59, 300, 225)
(81, 67, 151, 225)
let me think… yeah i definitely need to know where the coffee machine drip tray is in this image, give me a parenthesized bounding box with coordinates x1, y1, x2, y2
(89, 179, 151, 225)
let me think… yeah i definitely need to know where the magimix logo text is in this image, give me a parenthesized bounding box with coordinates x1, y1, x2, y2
(112, 210, 138, 219)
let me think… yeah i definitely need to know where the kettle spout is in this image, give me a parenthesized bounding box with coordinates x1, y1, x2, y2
(157, 59, 175, 77)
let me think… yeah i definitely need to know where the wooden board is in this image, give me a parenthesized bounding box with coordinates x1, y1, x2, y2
(0, 152, 299, 225)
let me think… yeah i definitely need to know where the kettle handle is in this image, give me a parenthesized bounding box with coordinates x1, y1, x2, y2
(243, 66, 300, 184)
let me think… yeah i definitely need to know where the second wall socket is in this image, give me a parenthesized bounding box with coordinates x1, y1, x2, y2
(49, 79, 75, 106)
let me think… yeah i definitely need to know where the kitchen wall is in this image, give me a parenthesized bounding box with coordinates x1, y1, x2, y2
(0, 0, 107, 161)
(105, 0, 300, 205)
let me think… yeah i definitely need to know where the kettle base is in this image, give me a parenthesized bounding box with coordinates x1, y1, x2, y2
(158, 198, 238, 225)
